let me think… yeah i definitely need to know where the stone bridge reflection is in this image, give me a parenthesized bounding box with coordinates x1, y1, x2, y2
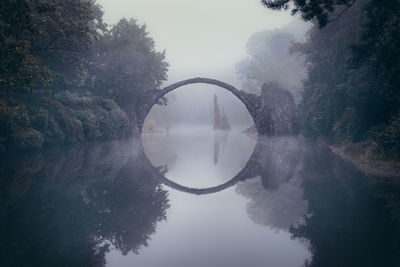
(141, 139, 266, 195)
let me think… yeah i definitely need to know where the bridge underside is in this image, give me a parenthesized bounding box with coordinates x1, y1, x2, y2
(135, 77, 265, 134)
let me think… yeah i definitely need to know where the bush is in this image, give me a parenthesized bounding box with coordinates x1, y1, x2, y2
(0, 92, 131, 152)
(368, 112, 400, 159)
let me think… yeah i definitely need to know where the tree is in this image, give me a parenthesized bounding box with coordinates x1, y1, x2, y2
(292, 0, 400, 159)
(0, 0, 105, 95)
(293, 0, 375, 140)
(261, 0, 358, 27)
(352, 0, 400, 122)
(83, 18, 169, 123)
(236, 29, 306, 102)
(351, 0, 400, 157)
(0, 0, 51, 94)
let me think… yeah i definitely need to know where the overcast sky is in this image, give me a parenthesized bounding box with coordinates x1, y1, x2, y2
(96, 0, 304, 87)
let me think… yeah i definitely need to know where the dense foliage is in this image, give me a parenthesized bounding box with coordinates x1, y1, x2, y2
(294, 0, 400, 159)
(82, 18, 168, 123)
(263, 0, 400, 160)
(0, 0, 103, 94)
(0, 0, 168, 151)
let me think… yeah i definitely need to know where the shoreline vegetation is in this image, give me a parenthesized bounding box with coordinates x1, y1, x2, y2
(1, 0, 399, 173)
(259, 0, 400, 176)
(0, 0, 168, 152)
(0, 92, 130, 152)
(330, 144, 400, 178)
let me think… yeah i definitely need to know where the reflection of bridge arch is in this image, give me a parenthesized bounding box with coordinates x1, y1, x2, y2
(136, 77, 262, 134)
(142, 140, 261, 195)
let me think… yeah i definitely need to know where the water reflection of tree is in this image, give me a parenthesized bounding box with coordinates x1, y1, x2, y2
(236, 137, 308, 230)
(237, 136, 400, 266)
(85, 157, 169, 255)
(290, 143, 400, 267)
(0, 139, 169, 267)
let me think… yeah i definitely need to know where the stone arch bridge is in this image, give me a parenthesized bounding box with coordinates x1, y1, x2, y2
(136, 77, 267, 134)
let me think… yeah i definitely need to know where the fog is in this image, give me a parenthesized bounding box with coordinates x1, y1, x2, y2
(145, 85, 254, 131)
(97, 0, 294, 83)
(2, 1, 400, 266)
(97, 0, 309, 129)
(236, 20, 309, 102)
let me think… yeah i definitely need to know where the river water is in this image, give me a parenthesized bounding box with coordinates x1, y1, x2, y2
(0, 129, 399, 267)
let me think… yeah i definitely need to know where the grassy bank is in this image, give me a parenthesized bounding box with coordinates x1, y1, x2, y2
(330, 142, 400, 178)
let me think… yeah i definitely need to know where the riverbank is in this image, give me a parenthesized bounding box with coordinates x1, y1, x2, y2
(330, 143, 400, 179)
(0, 92, 132, 153)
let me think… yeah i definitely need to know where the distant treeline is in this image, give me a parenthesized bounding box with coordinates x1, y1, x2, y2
(0, 0, 168, 151)
(264, 0, 400, 161)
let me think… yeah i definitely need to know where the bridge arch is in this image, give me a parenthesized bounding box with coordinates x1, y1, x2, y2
(137, 77, 261, 133)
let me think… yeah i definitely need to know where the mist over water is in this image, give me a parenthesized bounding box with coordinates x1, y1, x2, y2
(131, 89, 312, 266)
(1, 0, 400, 266)
(142, 129, 256, 188)
(1, 131, 399, 267)
(145, 84, 254, 131)
(110, 133, 311, 267)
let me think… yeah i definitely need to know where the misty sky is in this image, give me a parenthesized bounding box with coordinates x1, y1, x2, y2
(97, 0, 302, 86)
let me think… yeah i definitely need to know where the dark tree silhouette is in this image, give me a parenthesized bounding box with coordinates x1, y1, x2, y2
(0, 140, 170, 267)
(261, 0, 358, 27)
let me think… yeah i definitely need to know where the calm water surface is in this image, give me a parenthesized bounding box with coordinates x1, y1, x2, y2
(0, 129, 399, 267)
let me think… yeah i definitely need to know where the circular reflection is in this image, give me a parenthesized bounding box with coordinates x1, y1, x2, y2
(142, 130, 257, 191)
(141, 83, 256, 191)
